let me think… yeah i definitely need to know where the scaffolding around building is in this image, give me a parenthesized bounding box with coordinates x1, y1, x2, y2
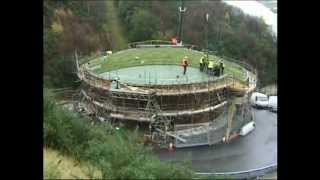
(74, 46, 257, 148)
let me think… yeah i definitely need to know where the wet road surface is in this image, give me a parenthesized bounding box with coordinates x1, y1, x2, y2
(155, 109, 277, 173)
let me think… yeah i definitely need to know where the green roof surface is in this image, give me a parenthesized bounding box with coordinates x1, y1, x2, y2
(86, 48, 247, 81)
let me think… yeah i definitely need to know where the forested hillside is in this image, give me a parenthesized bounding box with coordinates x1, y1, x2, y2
(44, 0, 277, 88)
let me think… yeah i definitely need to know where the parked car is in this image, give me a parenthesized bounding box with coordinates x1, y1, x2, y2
(268, 96, 277, 112)
(250, 92, 269, 109)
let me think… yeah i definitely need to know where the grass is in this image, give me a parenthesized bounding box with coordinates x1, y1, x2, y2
(86, 48, 247, 80)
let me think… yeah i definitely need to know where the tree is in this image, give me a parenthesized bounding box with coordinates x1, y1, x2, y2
(129, 10, 160, 42)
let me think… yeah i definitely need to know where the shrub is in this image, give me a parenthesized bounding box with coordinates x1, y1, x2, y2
(44, 88, 196, 179)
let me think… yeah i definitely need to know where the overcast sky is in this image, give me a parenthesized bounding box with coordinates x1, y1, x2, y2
(224, 1, 277, 35)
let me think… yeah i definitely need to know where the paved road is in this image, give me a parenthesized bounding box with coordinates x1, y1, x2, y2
(155, 109, 277, 173)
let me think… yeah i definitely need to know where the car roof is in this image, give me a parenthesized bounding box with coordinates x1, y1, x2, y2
(252, 92, 268, 97)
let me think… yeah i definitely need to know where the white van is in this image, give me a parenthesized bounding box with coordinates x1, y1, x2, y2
(268, 96, 277, 112)
(250, 92, 269, 109)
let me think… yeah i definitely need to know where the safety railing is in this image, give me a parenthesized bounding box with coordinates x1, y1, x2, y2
(103, 73, 226, 87)
(77, 44, 256, 79)
(205, 50, 257, 77)
(82, 65, 251, 96)
(81, 68, 112, 90)
(128, 40, 172, 48)
(77, 49, 257, 92)
(128, 40, 197, 49)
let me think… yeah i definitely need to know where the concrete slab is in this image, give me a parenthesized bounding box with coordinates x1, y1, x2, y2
(100, 65, 216, 85)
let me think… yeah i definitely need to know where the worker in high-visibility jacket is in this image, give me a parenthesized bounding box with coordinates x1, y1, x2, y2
(199, 56, 205, 72)
(181, 56, 189, 75)
(208, 60, 214, 76)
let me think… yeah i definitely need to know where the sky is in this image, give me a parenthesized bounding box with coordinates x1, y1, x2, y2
(224, 1, 277, 35)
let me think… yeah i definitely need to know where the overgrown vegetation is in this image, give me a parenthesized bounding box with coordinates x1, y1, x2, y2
(44, 148, 102, 179)
(44, 88, 195, 179)
(44, 0, 276, 88)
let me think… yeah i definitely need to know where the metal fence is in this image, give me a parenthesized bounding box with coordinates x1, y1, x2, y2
(128, 40, 197, 49)
(76, 45, 257, 92)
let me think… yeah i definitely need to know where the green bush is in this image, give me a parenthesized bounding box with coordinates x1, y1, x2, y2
(44, 88, 195, 179)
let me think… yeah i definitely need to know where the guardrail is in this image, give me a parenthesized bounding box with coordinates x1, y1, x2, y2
(81, 68, 251, 97)
(77, 46, 255, 75)
(206, 51, 258, 79)
(128, 40, 197, 49)
(128, 40, 172, 48)
(80, 68, 113, 89)
(77, 43, 256, 77)
(78, 54, 251, 90)
(82, 62, 249, 87)
(76, 46, 257, 90)
(190, 49, 257, 83)
(195, 163, 277, 179)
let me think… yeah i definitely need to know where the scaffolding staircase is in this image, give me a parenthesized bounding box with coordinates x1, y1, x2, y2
(146, 92, 175, 146)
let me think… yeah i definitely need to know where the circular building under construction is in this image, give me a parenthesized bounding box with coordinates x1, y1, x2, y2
(75, 41, 257, 148)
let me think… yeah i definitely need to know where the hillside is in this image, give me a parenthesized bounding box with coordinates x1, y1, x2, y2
(44, 0, 277, 88)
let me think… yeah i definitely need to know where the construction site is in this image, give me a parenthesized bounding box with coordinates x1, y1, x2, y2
(73, 42, 257, 148)
(44, 1, 278, 178)
(71, 1, 259, 149)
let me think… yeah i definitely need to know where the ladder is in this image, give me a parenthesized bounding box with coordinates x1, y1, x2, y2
(146, 92, 173, 146)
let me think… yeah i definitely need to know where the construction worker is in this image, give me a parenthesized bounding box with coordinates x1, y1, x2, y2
(208, 60, 214, 76)
(181, 56, 189, 75)
(219, 60, 225, 75)
(211, 59, 217, 76)
(199, 56, 204, 72)
(203, 56, 209, 73)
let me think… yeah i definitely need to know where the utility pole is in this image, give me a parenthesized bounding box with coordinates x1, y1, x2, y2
(177, 0, 186, 44)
